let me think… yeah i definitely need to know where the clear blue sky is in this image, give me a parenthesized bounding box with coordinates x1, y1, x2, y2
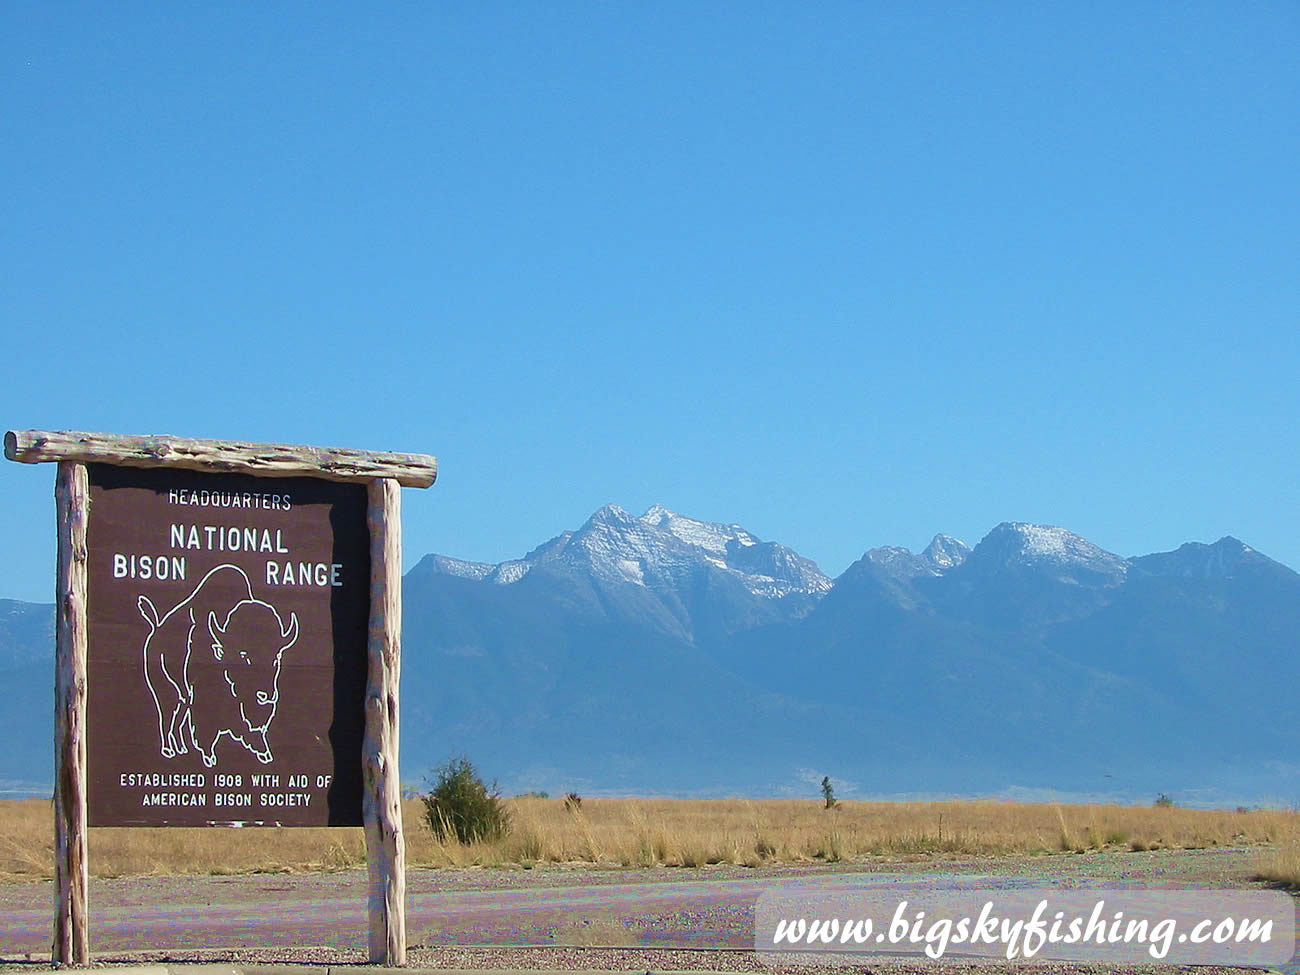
(2, 3, 1296, 602)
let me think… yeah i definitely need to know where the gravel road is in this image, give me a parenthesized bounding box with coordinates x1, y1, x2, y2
(0, 848, 1293, 974)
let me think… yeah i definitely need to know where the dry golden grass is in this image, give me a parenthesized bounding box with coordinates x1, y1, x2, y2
(1, 796, 1295, 881)
(0, 798, 365, 881)
(405, 797, 1297, 869)
(1253, 822, 1300, 889)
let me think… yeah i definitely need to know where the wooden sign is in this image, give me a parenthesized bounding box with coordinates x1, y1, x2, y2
(85, 464, 369, 826)
(4, 430, 436, 968)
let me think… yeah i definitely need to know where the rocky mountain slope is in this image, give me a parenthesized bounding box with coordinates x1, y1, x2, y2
(2, 511, 1296, 805)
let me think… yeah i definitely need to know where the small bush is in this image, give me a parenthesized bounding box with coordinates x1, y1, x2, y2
(510, 828, 544, 864)
(1154, 794, 1175, 808)
(1254, 835, 1300, 889)
(421, 757, 511, 844)
(565, 792, 583, 812)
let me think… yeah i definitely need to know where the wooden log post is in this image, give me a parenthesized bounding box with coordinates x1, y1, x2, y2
(6, 431, 435, 962)
(364, 477, 405, 965)
(54, 461, 90, 966)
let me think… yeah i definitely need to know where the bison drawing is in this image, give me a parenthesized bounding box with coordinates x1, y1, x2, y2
(137, 564, 299, 767)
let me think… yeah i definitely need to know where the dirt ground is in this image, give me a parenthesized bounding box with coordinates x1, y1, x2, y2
(0, 847, 1293, 974)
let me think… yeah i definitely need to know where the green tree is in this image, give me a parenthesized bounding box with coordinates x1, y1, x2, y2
(821, 776, 837, 809)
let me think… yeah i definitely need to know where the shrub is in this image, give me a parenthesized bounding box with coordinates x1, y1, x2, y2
(565, 792, 583, 812)
(421, 757, 511, 844)
(510, 828, 544, 864)
(1154, 794, 1175, 808)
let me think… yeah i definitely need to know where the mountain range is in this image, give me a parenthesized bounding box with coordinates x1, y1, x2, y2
(3, 507, 1297, 806)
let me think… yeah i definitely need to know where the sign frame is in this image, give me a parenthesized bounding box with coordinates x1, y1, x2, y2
(4, 429, 438, 968)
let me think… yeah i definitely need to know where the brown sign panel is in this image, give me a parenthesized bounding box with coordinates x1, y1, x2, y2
(85, 464, 369, 826)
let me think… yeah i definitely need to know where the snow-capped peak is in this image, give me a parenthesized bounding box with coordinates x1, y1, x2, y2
(970, 522, 1129, 584)
(641, 503, 674, 523)
(997, 523, 1113, 561)
(866, 546, 937, 578)
(414, 554, 495, 581)
(570, 504, 681, 586)
(922, 534, 971, 571)
(1129, 536, 1285, 580)
(588, 503, 642, 527)
(634, 505, 829, 597)
(420, 503, 830, 601)
(640, 505, 759, 556)
(859, 535, 970, 581)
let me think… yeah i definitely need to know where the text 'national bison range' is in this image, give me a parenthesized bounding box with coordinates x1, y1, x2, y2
(111, 521, 348, 588)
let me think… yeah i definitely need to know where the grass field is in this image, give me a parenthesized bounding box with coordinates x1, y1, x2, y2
(0, 796, 1296, 883)
(1256, 832, 1300, 888)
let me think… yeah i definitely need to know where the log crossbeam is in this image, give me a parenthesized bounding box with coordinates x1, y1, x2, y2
(5, 430, 437, 489)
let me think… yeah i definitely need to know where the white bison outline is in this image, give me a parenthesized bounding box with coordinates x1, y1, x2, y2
(137, 564, 299, 767)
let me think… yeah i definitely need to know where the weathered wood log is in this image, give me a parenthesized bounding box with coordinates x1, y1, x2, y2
(54, 461, 90, 966)
(6, 430, 437, 489)
(363, 477, 406, 965)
